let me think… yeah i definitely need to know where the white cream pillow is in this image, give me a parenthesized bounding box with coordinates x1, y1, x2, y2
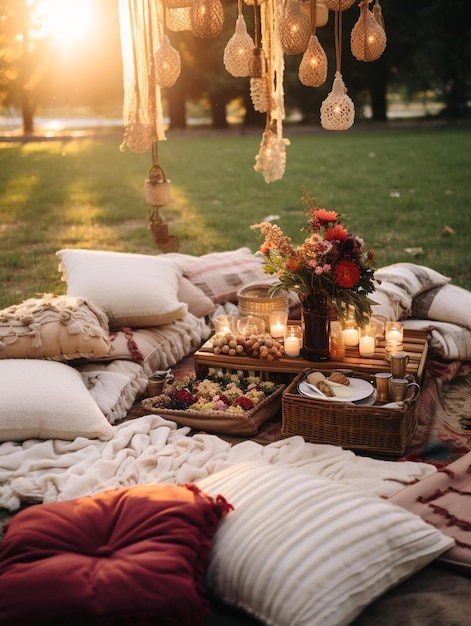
(56, 249, 187, 329)
(0, 360, 114, 442)
(197, 462, 454, 626)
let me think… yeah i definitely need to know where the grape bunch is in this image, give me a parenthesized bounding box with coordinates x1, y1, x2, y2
(211, 333, 284, 360)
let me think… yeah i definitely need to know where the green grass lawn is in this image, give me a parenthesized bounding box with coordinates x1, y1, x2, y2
(1, 123, 470, 309)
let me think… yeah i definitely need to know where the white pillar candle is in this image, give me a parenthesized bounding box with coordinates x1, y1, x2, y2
(284, 335, 300, 357)
(270, 321, 286, 338)
(342, 328, 359, 347)
(359, 335, 375, 357)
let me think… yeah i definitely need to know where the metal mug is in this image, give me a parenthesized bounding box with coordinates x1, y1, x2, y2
(388, 377, 420, 403)
(375, 372, 392, 403)
(390, 351, 409, 378)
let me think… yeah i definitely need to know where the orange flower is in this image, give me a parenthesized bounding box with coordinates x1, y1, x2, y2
(333, 260, 360, 288)
(313, 208, 338, 224)
(285, 256, 303, 272)
(260, 241, 272, 254)
(325, 224, 349, 242)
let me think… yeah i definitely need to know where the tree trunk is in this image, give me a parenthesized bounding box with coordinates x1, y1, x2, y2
(208, 92, 228, 129)
(167, 83, 187, 130)
(21, 92, 35, 135)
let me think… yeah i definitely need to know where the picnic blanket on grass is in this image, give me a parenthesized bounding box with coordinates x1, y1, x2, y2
(0, 414, 436, 512)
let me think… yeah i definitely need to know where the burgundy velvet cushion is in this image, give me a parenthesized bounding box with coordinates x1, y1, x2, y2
(0, 484, 232, 626)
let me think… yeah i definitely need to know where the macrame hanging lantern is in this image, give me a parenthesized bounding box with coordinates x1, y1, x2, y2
(190, 0, 224, 38)
(254, 126, 288, 183)
(299, 34, 327, 87)
(224, 14, 255, 77)
(300, 0, 329, 29)
(166, 0, 192, 7)
(280, 0, 311, 55)
(323, 0, 356, 10)
(154, 34, 181, 88)
(351, 0, 386, 61)
(166, 7, 192, 32)
(320, 70, 354, 130)
(320, 6, 354, 130)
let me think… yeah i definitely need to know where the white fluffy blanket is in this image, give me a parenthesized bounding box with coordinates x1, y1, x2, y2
(0, 415, 436, 511)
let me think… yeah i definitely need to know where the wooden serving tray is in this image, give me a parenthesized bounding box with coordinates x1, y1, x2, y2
(194, 328, 429, 384)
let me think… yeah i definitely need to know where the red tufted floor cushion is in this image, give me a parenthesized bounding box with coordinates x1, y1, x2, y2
(0, 483, 233, 626)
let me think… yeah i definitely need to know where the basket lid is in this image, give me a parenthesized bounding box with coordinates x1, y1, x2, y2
(237, 282, 287, 303)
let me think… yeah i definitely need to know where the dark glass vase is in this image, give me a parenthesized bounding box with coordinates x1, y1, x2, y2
(301, 293, 330, 361)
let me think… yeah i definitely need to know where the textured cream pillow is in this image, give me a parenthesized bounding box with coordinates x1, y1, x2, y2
(197, 462, 454, 626)
(0, 295, 112, 360)
(0, 360, 114, 442)
(56, 249, 187, 329)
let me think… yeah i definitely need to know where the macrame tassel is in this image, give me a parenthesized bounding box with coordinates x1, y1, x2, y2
(299, 34, 327, 87)
(154, 34, 181, 88)
(254, 128, 287, 183)
(323, 0, 356, 10)
(224, 15, 255, 77)
(373, 0, 385, 29)
(320, 71, 355, 130)
(190, 0, 224, 38)
(250, 77, 271, 113)
(350, 0, 386, 62)
(280, 0, 311, 55)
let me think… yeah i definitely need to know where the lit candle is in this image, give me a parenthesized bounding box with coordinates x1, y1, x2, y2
(342, 328, 359, 347)
(270, 321, 286, 339)
(284, 335, 300, 357)
(359, 335, 375, 358)
(385, 329, 402, 342)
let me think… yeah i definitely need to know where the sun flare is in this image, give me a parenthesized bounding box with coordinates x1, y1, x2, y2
(35, 0, 94, 50)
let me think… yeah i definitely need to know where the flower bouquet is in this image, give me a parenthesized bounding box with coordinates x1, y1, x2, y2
(251, 191, 377, 360)
(141, 372, 285, 436)
(251, 190, 377, 327)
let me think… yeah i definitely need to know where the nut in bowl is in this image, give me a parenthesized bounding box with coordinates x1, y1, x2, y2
(210, 332, 284, 361)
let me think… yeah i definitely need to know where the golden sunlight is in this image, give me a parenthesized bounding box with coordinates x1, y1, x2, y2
(35, 0, 94, 50)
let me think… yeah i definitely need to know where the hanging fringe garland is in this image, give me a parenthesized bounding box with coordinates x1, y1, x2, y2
(118, 0, 166, 153)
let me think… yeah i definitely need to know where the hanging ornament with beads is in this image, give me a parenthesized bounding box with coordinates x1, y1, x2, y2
(298, 0, 328, 87)
(224, 1, 255, 77)
(320, 8, 354, 129)
(351, 0, 386, 62)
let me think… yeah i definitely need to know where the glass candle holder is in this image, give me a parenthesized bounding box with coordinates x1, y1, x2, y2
(329, 320, 345, 361)
(236, 315, 265, 337)
(342, 318, 359, 348)
(269, 310, 288, 340)
(385, 321, 403, 360)
(214, 315, 236, 336)
(284, 325, 302, 357)
(358, 324, 376, 358)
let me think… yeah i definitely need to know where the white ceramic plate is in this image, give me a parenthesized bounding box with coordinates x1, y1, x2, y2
(298, 378, 374, 403)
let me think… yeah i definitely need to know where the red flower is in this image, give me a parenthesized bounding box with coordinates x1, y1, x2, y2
(325, 225, 349, 242)
(260, 241, 272, 254)
(333, 260, 361, 288)
(233, 397, 254, 411)
(313, 208, 338, 225)
(175, 389, 196, 406)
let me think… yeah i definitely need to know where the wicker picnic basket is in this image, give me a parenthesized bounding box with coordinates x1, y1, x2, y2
(281, 371, 418, 456)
